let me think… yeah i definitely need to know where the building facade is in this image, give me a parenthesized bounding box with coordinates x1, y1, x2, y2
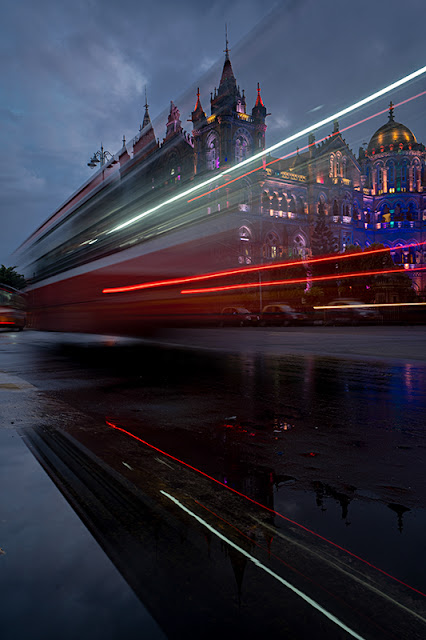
(134, 44, 425, 295)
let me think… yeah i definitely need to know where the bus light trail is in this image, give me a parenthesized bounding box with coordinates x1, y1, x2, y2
(187, 90, 426, 205)
(180, 266, 426, 296)
(102, 240, 426, 294)
(162, 491, 366, 640)
(106, 65, 426, 235)
(105, 419, 426, 598)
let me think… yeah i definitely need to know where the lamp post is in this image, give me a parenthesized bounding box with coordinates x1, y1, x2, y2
(87, 144, 116, 168)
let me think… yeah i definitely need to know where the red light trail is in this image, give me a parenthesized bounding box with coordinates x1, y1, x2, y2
(106, 419, 426, 598)
(181, 266, 426, 295)
(102, 240, 426, 294)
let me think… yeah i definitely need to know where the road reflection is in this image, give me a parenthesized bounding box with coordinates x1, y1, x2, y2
(15, 338, 426, 638)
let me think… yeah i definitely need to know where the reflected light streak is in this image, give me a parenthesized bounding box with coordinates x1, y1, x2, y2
(102, 240, 426, 294)
(106, 65, 426, 235)
(162, 491, 367, 640)
(180, 266, 426, 295)
(106, 419, 426, 598)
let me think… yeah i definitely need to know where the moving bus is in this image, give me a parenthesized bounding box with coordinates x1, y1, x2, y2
(0, 284, 26, 331)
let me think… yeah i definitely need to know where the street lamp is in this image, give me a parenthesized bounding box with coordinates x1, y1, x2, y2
(87, 143, 117, 168)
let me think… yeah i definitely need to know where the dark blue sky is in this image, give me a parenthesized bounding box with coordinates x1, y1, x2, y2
(2, 0, 426, 263)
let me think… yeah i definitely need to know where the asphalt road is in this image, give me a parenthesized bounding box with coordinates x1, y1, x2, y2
(1, 327, 425, 639)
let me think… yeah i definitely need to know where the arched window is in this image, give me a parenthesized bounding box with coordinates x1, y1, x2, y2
(342, 157, 347, 178)
(206, 134, 219, 170)
(387, 161, 395, 188)
(394, 203, 403, 221)
(280, 194, 288, 213)
(407, 202, 416, 221)
(297, 197, 305, 215)
(288, 196, 296, 213)
(271, 193, 280, 211)
(235, 135, 249, 164)
(238, 226, 252, 264)
(329, 154, 335, 178)
(333, 200, 339, 217)
(262, 191, 270, 214)
(263, 232, 281, 259)
(376, 165, 383, 192)
(400, 160, 408, 188)
(293, 234, 306, 258)
(336, 153, 341, 177)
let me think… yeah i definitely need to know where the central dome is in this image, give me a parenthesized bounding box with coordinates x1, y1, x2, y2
(367, 107, 417, 154)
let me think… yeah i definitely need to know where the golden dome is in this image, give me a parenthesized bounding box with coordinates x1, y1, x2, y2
(367, 104, 417, 154)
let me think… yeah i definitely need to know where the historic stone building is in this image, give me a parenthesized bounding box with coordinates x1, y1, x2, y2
(123, 42, 425, 295)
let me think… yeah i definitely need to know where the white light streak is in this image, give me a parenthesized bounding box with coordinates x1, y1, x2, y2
(109, 65, 426, 235)
(161, 490, 366, 640)
(314, 302, 426, 310)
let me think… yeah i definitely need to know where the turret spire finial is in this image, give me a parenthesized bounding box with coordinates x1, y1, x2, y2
(389, 100, 394, 122)
(224, 24, 230, 60)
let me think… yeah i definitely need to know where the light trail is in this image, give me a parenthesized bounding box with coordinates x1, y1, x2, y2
(102, 240, 426, 294)
(161, 491, 366, 639)
(187, 90, 426, 204)
(106, 65, 426, 235)
(315, 302, 426, 310)
(194, 499, 396, 638)
(180, 266, 426, 295)
(105, 419, 426, 598)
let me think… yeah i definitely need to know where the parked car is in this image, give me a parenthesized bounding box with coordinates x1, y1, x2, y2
(219, 307, 259, 326)
(323, 299, 382, 325)
(260, 304, 308, 326)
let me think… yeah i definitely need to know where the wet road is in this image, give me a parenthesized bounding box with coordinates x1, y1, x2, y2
(0, 327, 426, 639)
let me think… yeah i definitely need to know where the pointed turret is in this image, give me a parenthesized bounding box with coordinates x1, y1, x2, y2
(142, 88, 152, 130)
(133, 88, 157, 158)
(164, 101, 182, 140)
(191, 88, 206, 127)
(252, 83, 267, 121)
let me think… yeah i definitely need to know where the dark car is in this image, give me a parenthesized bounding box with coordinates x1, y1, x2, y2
(323, 299, 382, 325)
(219, 307, 259, 326)
(260, 304, 308, 326)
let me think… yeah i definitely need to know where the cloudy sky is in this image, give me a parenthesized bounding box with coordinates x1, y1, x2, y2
(2, 0, 426, 264)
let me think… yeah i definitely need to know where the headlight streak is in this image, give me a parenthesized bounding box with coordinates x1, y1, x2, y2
(102, 240, 426, 294)
(161, 491, 366, 640)
(105, 419, 426, 598)
(180, 266, 426, 296)
(187, 90, 426, 205)
(106, 66, 426, 235)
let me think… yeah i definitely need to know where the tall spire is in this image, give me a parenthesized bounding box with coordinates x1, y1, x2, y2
(142, 86, 151, 129)
(224, 23, 230, 61)
(218, 26, 237, 90)
(388, 100, 395, 122)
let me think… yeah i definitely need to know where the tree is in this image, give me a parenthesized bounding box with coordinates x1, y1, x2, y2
(0, 265, 26, 290)
(311, 209, 338, 257)
(309, 209, 339, 300)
